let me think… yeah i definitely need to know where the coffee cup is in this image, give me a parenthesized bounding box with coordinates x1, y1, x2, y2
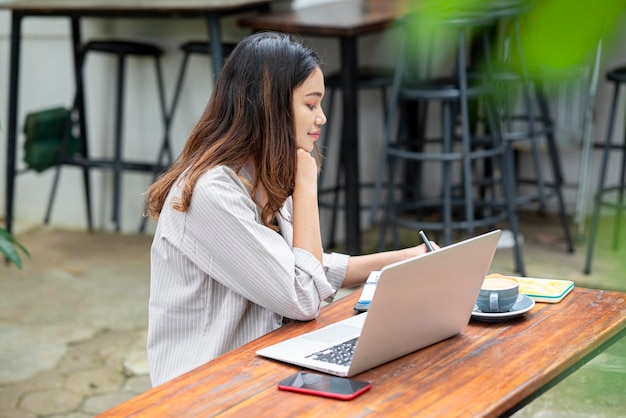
(476, 276, 519, 313)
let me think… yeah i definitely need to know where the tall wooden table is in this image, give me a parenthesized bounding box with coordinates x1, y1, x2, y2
(1, 0, 272, 236)
(239, 0, 406, 255)
(98, 287, 626, 417)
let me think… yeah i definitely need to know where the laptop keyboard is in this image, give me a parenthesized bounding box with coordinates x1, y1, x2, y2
(305, 337, 359, 366)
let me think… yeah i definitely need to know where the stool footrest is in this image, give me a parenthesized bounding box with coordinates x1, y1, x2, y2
(61, 157, 162, 173)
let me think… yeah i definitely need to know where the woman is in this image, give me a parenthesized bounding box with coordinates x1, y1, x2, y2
(145, 32, 432, 386)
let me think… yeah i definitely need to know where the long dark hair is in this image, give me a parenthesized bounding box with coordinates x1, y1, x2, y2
(145, 32, 322, 228)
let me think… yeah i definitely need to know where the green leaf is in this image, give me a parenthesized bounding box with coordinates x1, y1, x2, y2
(0, 228, 29, 269)
(0, 238, 23, 269)
(404, 0, 626, 82)
(521, 0, 626, 80)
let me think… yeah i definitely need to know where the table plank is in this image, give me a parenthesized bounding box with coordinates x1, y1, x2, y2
(98, 287, 626, 417)
(0, 0, 272, 14)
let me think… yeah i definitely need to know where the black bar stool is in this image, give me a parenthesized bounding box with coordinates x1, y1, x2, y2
(165, 41, 237, 131)
(318, 67, 394, 248)
(485, 0, 575, 253)
(45, 39, 169, 232)
(584, 66, 626, 274)
(136, 40, 237, 233)
(371, 11, 526, 275)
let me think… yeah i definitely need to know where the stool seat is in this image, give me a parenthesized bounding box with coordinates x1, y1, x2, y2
(399, 76, 489, 100)
(180, 40, 237, 56)
(607, 66, 626, 83)
(84, 40, 164, 57)
(325, 67, 394, 89)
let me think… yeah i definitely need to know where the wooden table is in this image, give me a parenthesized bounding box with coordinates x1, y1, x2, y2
(239, 0, 407, 255)
(98, 287, 626, 417)
(1, 0, 272, 236)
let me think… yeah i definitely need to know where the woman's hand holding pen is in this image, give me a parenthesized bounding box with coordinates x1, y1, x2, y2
(397, 232, 440, 260)
(342, 239, 439, 288)
(404, 241, 440, 259)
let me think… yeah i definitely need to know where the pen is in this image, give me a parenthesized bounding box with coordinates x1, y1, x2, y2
(419, 230, 435, 252)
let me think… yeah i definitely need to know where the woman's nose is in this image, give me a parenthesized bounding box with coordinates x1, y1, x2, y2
(316, 111, 327, 126)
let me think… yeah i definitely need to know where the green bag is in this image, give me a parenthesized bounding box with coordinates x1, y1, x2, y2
(22, 107, 82, 173)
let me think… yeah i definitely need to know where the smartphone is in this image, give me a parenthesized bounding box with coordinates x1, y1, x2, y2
(277, 372, 371, 401)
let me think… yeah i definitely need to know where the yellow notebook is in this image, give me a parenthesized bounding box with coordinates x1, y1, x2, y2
(486, 274, 574, 303)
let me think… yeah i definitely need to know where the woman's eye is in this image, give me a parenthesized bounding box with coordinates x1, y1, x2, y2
(307, 104, 317, 110)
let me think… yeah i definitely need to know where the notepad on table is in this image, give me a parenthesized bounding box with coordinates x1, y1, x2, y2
(486, 273, 574, 303)
(357, 271, 382, 305)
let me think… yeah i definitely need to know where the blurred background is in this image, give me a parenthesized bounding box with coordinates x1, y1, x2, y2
(1, 0, 625, 243)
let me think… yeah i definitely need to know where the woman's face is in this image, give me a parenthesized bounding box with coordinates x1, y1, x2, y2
(292, 66, 327, 152)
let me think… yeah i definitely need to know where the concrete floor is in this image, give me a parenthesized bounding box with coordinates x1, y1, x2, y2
(0, 211, 625, 417)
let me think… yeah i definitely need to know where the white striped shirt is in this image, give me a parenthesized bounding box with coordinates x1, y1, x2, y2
(147, 165, 349, 386)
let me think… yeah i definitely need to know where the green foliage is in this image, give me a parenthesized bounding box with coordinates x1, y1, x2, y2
(522, 0, 625, 80)
(0, 228, 29, 269)
(404, 0, 626, 82)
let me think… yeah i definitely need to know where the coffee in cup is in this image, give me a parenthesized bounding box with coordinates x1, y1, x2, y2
(476, 276, 519, 313)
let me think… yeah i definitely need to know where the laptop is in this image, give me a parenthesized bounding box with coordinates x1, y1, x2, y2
(256, 229, 502, 377)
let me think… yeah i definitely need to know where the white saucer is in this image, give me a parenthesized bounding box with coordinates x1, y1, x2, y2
(471, 294, 535, 322)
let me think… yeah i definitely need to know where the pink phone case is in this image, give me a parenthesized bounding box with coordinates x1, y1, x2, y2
(278, 381, 371, 400)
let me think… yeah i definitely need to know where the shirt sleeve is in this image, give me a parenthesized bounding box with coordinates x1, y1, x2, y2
(322, 252, 350, 302)
(177, 168, 343, 321)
